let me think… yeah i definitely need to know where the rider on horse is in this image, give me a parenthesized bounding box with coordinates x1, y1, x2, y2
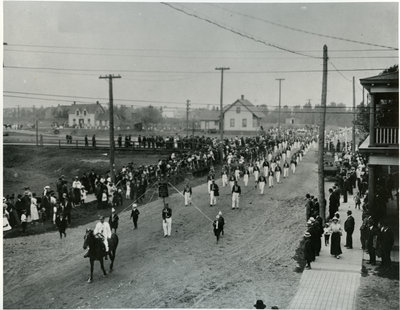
(85, 215, 112, 259)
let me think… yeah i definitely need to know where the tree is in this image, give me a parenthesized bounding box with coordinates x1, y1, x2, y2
(136, 105, 163, 128)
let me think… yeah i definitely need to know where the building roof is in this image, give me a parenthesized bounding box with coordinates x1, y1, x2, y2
(224, 96, 266, 119)
(360, 70, 399, 91)
(68, 103, 106, 114)
(194, 110, 220, 121)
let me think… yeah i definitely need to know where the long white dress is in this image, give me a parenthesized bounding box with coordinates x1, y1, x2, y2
(3, 211, 11, 231)
(30, 197, 40, 221)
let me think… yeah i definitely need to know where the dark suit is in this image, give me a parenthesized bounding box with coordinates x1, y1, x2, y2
(344, 215, 355, 248)
(130, 209, 140, 229)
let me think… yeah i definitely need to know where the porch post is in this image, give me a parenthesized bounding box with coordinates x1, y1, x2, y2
(368, 164, 376, 219)
(369, 94, 376, 146)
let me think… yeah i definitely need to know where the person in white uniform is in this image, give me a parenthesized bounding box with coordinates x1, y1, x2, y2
(94, 215, 112, 256)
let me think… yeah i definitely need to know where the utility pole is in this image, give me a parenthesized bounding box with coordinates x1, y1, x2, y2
(17, 105, 20, 129)
(318, 45, 328, 224)
(215, 67, 230, 141)
(99, 74, 121, 183)
(276, 78, 285, 135)
(186, 99, 191, 137)
(352, 76, 356, 152)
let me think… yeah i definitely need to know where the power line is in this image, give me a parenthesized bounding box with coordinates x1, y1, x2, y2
(5, 48, 397, 59)
(162, 3, 320, 59)
(4, 65, 387, 74)
(5, 43, 396, 54)
(209, 4, 398, 51)
(329, 60, 352, 82)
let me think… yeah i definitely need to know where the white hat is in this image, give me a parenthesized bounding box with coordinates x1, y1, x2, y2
(218, 211, 222, 216)
(111, 208, 116, 213)
(132, 204, 137, 209)
(44, 186, 50, 189)
(309, 217, 315, 222)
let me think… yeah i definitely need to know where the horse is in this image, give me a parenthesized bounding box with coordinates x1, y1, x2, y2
(83, 228, 119, 283)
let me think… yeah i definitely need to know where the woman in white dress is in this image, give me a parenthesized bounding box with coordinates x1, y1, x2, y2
(30, 193, 40, 223)
(3, 203, 11, 231)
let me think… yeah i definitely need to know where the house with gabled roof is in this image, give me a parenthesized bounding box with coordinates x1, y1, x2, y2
(223, 95, 265, 132)
(68, 101, 108, 128)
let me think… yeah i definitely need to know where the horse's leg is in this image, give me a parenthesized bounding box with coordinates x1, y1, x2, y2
(109, 251, 114, 272)
(99, 258, 107, 276)
(88, 259, 94, 283)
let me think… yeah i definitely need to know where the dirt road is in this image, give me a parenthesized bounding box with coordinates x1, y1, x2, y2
(4, 150, 319, 309)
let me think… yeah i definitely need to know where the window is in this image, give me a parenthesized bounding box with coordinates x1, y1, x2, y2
(230, 119, 235, 127)
(214, 121, 218, 126)
(252, 116, 259, 128)
(83, 110, 87, 116)
(242, 118, 247, 128)
(236, 106, 241, 114)
(73, 118, 76, 123)
(76, 110, 79, 116)
(88, 118, 91, 123)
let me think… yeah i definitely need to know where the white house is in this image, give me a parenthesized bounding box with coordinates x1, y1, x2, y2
(68, 102, 108, 128)
(223, 95, 265, 131)
(196, 110, 220, 131)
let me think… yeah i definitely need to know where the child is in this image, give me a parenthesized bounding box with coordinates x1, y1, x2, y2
(354, 191, 361, 209)
(21, 210, 28, 233)
(80, 186, 87, 205)
(324, 222, 331, 246)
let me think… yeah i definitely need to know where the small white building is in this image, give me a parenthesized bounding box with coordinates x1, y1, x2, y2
(68, 102, 108, 128)
(223, 95, 265, 131)
(196, 110, 220, 131)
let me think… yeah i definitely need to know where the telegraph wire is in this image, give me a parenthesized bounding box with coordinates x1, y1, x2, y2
(161, 3, 320, 59)
(4, 65, 387, 74)
(4, 48, 397, 60)
(209, 3, 398, 51)
(5, 43, 396, 54)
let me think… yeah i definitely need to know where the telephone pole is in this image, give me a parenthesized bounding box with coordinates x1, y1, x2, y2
(99, 74, 121, 183)
(186, 99, 191, 137)
(318, 45, 328, 224)
(352, 76, 356, 152)
(215, 67, 230, 140)
(276, 78, 285, 134)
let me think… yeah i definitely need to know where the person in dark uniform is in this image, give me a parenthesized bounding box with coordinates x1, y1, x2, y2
(109, 208, 119, 233)
(344, 210, 355, 249)
(92, 134, 96, 148)
(303, 231, 315, 269)
(130, 204, 140, 229)
(213, 214, 223, 243)
(56, 213, 67, 239)
(84, 135, 89, 147)
(117, 134, 122, 148)
(377, 221, 395, 269)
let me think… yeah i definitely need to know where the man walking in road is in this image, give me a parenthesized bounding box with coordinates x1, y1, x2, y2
(209, 180, 219, 207)
(231, 180, 241, 209)
(183, 183, 192, 207)
(162, 203, 172, 237)
(130, 204, 140, 229)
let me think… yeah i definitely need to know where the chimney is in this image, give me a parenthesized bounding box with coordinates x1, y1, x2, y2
(241, 95, 244, 100)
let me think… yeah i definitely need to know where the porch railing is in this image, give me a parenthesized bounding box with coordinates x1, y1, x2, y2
(375, 127, 398, 145)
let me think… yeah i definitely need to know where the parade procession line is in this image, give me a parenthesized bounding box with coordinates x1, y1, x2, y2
(288, 198, 364, 310)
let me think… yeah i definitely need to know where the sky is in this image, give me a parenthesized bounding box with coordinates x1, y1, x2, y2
(2, 1, 399, 111)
